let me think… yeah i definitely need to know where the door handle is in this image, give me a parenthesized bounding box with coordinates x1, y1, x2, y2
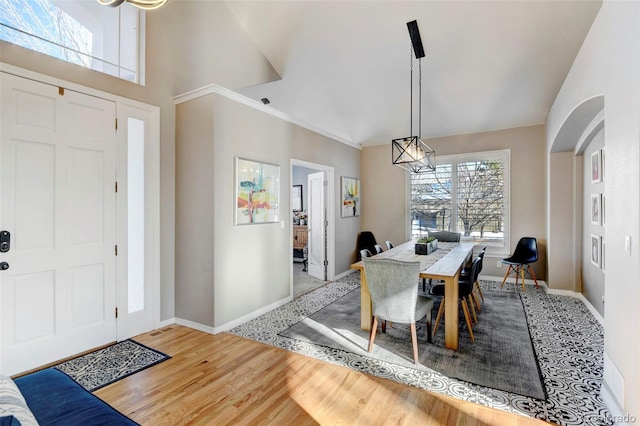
(0, 262, 9, 271)
(0, 230, 10, 253)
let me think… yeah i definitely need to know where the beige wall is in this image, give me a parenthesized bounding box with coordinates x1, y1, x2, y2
(582, 129, 605, 316)
(362, 125, 547, 280)
(547, 152, 579, 291)
(174, 92, 361, 328)
(175, 96, 215, 326)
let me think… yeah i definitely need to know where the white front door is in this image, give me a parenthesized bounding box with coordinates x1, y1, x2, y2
(307, 171, 326, 280)
(0, 73, 117, 375)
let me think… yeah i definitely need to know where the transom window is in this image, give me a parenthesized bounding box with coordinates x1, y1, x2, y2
(410, 150, 510, 250)
(0, 0, 144, 84)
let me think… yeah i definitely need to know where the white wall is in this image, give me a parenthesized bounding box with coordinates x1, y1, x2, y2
(547, 0, 640, 417)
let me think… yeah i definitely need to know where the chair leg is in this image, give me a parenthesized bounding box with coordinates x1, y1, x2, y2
(433, 298, 445, 335)
(520, 266, 526, 292)
(468, 295, 478, 324)
(422, 278, 426, 292)
(382, 320, 386, 333)
(461, 299, 475, 342)
(368, 317, 378, 353)
(410, 323, 420, 365)
(501, 265, 512, 287)
(475, 280, 485, 302)
(470, 289, 481, 313)
(426, 313, 433, 344)
(528, 265, 540, 288)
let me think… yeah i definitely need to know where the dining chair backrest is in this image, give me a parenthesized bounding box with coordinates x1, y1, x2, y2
(385, 240, 394, 250)
(511, 237, 538, 264)
(360, 249, 373, 259)
(428, 231, 461, 242)
(374, 244, 384, 254)
(362, 258, 421, 323)
(477, 247, 487, 274)
(460, 256, 482, 298)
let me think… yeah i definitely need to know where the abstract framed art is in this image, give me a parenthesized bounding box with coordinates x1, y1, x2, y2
(590, 234, 601, 268)
(591, 150, 602, 183)
(591, 194, 602, 225)
(235, 157, 280, 225)
(341, 176, 360, 217)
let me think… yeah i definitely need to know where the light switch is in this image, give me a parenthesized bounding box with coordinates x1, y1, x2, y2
(625, 235, 631, 255)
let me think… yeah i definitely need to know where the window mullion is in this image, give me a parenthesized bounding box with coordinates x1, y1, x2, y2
(450, 161, 458, 233)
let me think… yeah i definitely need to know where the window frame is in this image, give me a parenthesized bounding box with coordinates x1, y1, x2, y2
(408, 149, 511, 256)
(0, 0, 145, 85)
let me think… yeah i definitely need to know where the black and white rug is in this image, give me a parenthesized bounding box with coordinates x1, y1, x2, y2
(230, 273, 614, 426)
(55, 339, 171, 392)
(280, 287, 546, 399)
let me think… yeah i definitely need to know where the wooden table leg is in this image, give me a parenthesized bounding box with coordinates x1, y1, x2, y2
(443, 273, 460, 350)
(360, 270, 373, 331)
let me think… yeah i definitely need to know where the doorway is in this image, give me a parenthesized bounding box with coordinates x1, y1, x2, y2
(291, 160, 335, 298)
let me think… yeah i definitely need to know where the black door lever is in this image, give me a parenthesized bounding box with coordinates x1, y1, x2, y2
(0, 231, 10, 253)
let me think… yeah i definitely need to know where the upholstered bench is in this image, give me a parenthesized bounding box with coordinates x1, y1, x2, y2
(1, 368, 137, 425)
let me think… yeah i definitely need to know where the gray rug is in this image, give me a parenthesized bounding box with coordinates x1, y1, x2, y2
(280, 287, 546, 400)
(55, 339, 170, 392)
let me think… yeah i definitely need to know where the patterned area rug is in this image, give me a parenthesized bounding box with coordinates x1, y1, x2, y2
(55, 339, 170, 392)
(280, 287, 546, 399)
(231, 273, 614, 426)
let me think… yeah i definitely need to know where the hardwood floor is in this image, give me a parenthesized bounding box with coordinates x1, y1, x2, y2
(96, 325, 548, 425)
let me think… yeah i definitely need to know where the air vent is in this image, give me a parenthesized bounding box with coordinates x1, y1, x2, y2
(261, 98, 270, 105)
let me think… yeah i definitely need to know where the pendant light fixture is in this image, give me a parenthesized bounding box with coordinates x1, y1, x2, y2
(97, 0, 170, 10)
(391, 20, 436, 173)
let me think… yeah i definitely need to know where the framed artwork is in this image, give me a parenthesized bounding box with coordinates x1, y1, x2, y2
(591, 150, 602, 183)
(292, 185, 303, 211)
(591, 234, 601, 268)
(341, 177, 360, 217)
(601, 240, 606, 272)
(591, 194, 601, 225)
(235, 157, 280, 225)
(600, 148, 605, 182)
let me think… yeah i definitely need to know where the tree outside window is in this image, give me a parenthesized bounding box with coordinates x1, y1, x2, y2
(410, 150, 509, 247)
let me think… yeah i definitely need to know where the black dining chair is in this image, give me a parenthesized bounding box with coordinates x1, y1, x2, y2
(374, 244, 384, 254)
(500, 237, 540, 292)
(385, 240, 394, 250)
(428, 230, 461, 242)
(461, 247, 486, 312)
(431, 256, 481, 343)
(357, 231, 378, 260)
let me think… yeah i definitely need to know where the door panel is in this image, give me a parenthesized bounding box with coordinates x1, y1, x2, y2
(1, 73, 117, 375)
(307, 171, 326, 281)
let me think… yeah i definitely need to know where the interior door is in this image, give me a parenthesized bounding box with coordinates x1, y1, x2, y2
(307, 171, 326, 280)
(0, 73, 117, 375)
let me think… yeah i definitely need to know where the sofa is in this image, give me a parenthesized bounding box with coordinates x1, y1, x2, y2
(1, 368, 137, 425)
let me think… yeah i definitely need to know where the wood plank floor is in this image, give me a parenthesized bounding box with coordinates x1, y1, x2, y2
(96, 325, 549, 425)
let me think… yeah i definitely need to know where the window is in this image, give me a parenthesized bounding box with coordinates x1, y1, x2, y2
(0, 0, 144, 84)
(410, 150, 510, 250)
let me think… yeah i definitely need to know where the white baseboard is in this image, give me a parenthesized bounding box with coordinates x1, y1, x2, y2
(601, 380, 635, 425)
(173, 295, 292, 336)
(333, 269, 357, 281)
(481, 275, 547, 288)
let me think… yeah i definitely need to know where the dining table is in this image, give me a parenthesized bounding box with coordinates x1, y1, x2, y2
(350, 240, 475, 351)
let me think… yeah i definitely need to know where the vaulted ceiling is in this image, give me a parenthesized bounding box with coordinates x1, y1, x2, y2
(225, 0, 602, 147)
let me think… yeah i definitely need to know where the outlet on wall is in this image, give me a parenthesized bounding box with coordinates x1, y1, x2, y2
(496, 260, 502, 268)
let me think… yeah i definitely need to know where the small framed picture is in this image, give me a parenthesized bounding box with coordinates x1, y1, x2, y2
(591, 234, 601, 268)
(591, 150, 602, 183)
(600, 148, 605, 182)
(601, 240, 606, 272)
(591, 194, 602, 225)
